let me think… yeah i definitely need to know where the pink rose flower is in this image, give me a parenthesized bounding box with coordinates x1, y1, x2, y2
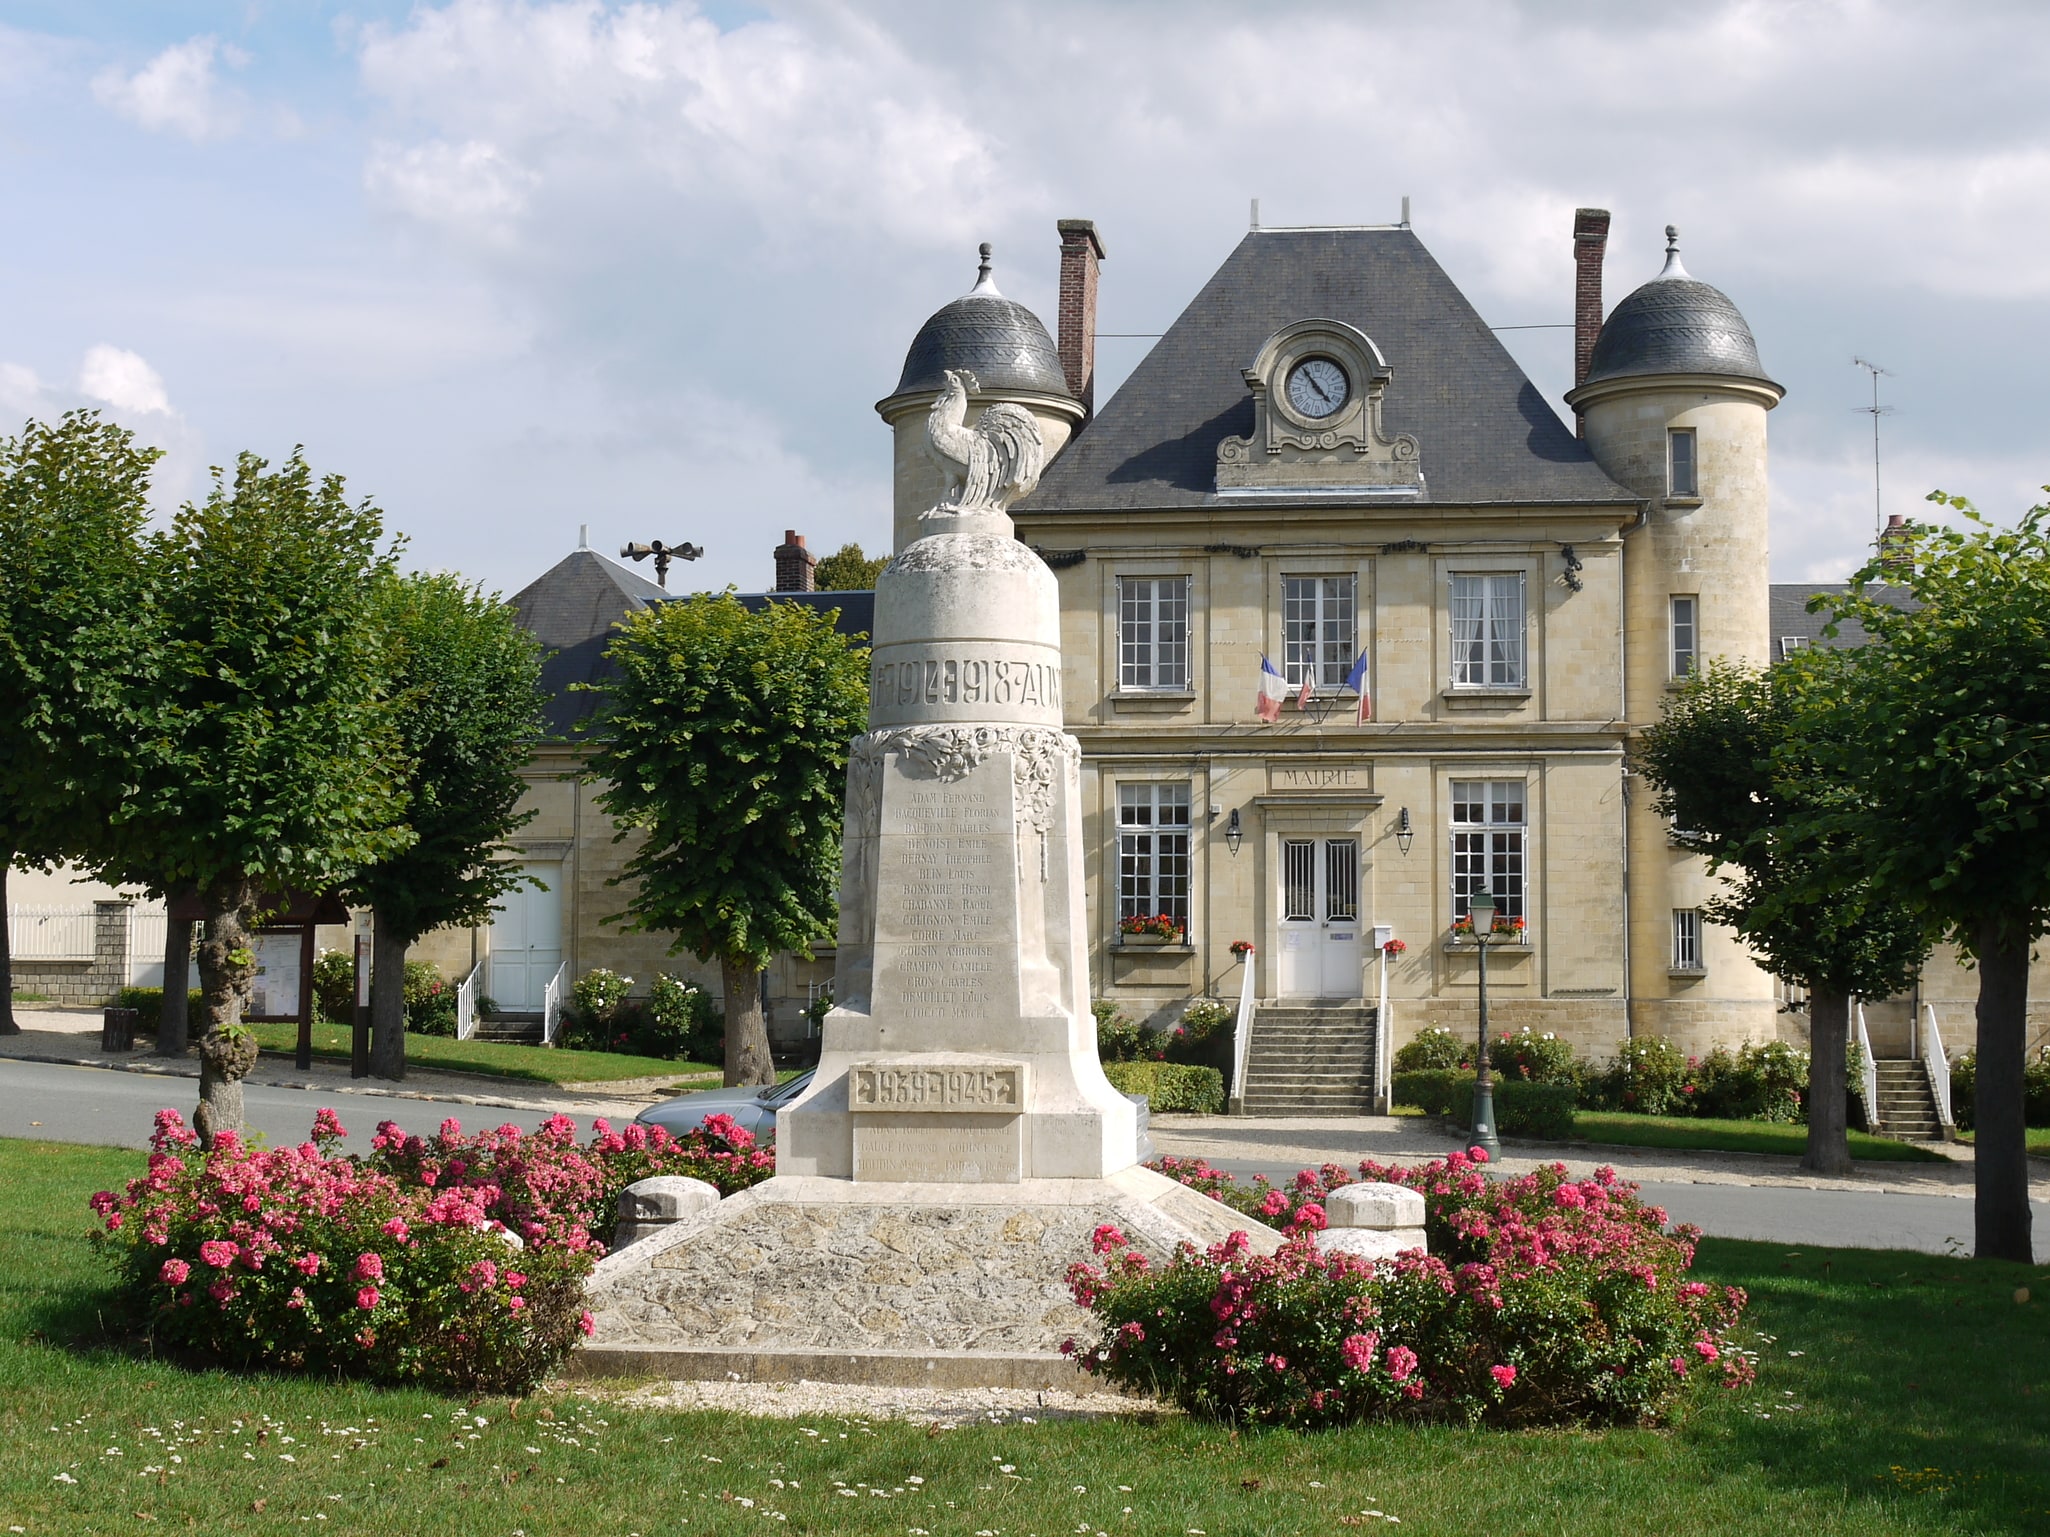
(381, 1218, 411, 1242)
(1468, 1145, 1490, 1164)
(295, 1252, 323, 1276)
(508, 1296, 526, 1311)
(1490, 1364, 1517, 1389)
(577, 1310, 596, 1337)
(199, 1240, 236, 1268)
(159, 1258, 191, 1286)
(352, 1252, 384, 1282)
(1386, 1345, 1419, 1382)
(1091, 1223, 1128, 1254)
(356, 1286, 381, 1311)
(1339, 1331, 1379, 1374)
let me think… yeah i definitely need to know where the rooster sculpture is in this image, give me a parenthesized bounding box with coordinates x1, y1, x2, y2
(924, 368, 1046, 516)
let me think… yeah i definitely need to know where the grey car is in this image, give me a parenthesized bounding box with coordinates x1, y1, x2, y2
(634, 1070, 1157, 1162)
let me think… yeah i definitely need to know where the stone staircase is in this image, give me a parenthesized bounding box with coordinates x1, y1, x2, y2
(1871, 1057, 1944, 1140)
(1236, 1005, 1379, 1116)
(472, 1012, 544, 1045)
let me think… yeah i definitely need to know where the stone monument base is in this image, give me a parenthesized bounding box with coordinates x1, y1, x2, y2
(574, 1168, 1282, 1390)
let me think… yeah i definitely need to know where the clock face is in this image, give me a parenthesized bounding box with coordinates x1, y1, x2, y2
(1285, 357, 1349, 419)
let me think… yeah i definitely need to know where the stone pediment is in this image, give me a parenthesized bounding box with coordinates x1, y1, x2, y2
(1215, 318, 1423, 497)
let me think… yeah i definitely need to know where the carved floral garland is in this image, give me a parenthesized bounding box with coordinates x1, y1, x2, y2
(845, 724, 1078, 835)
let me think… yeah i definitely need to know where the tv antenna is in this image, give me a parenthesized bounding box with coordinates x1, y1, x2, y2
(1853, 357, 1895, 542)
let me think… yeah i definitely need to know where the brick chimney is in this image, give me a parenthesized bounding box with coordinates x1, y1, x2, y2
(1573, 207, 1611, 437)
(773, 530, 815, 593)
(1056, 218, 1106, 414)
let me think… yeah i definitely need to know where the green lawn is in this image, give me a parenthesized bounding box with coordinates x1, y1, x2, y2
(1956, 1127, 2050, 1157)
(4, 1138, 2047, 1534)
(1568, 1111, 1947, 1163)
(243, 1020, 717, 1087)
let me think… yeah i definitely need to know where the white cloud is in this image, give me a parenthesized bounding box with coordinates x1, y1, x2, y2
(77, 345, 172, 416)
(92, 36, 247, 142)
(364, 139, 538, 246)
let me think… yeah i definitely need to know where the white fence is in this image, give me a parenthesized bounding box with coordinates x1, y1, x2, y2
(7, 908, 95, 960)
(127, 910, 169, 986)
(1229, 946, 1257, 1112)
(455, 962, 482, 1042)
(1921, 1002, 1955, 1131)
(1852, 1002, 1881, 1129)
(541, 961, 569, 1047)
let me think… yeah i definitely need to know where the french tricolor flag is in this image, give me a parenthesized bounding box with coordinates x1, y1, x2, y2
(1256, 655, 1289, 722)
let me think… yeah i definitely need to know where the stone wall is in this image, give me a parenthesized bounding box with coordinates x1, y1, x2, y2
(11, 900, 133, 1008)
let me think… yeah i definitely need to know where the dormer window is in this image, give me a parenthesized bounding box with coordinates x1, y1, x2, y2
(1668, 429, 1698, 498)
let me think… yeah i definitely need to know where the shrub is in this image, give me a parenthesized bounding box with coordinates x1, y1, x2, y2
(648, 973, 721, 1062)
(1391, 1071, 1575, 1140)
(1687, 1041, 1807, 1123)
(1093, 999, 1153, 1064)
(1589, 1036, 1689, 1115)
(403, 962, 458, 1036)
(1393, 1026, 1471, 1073)
(313, 949, 354, 1024)
(1164, 998, 1236, 1081)
(1391, 1068, 1468, 1117)
(1076, 1151, 1752, 1428)
(1102, 1060, 1226, 1114)
(1488, 1026, 1577, 1086)
(571, 967, 632, 1027)
(112, 987, 202, 1034)
(87, 1106, 775, 1395)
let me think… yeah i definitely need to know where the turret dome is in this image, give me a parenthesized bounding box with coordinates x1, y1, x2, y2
(1582, 228, 1778, 391)
(889, 244, 1072, 400)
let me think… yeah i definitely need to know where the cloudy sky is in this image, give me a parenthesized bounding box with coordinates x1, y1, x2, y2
(2, 0, 2043, 596)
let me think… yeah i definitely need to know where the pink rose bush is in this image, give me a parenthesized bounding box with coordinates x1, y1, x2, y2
(1065, 1151, 1752, 1429)
(87, 1106, 776, 1395)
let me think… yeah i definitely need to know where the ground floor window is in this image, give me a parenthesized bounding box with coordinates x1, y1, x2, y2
(1450, 780, 1526, 927)
(1117, 781, 1191, 929)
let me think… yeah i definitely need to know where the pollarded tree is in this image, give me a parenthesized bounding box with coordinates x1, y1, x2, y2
(105, 450, 410, 1141)
(585, 592, 868, 1086)
(1803, 493, 2050, 1262)
(1636, 658, 1928, 1175)
(0, 413, 159, 1034)
(350, 572, 546, 1080)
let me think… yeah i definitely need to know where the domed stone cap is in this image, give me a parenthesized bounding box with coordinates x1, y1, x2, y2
(1583, 227, 1778, 390)
(890, 243, 1073, 400)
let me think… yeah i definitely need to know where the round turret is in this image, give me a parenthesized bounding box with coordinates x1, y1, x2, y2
(878, 245, 1083, 551)
(1581, 238, 1777, 392)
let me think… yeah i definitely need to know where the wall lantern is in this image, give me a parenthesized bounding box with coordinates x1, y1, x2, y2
(1225, 808, 1243, 856)
(1395, 806, 1414, 855)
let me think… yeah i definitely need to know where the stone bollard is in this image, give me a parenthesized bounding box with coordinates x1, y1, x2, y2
(100, 1007, 139, 1053)
(1318, 1181, 1428, 1261)
(612, 1175, 720, 1251)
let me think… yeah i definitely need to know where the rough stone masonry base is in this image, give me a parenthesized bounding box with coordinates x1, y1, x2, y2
(576, 1167, 1283, 1389)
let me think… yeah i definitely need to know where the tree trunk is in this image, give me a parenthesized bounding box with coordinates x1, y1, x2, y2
(720, 955, 776, 1088)
(192, 880, 259, 1149)
(1801, 986, 1853, 1176)
(0, 858, 17, 1036)
(369, 914, 409, 1082)
(1971, 917, 2035, 1263)
(156, 899, 195, 1056)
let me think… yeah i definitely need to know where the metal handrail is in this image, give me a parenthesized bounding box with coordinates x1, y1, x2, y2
(454, 962, 482, 1042)
(541, 961, 569, 1047)
(1853, 1002, 1881, 1129)
(1229, 947, 1257, 1112)
(1921, 1002, 1954, 1129)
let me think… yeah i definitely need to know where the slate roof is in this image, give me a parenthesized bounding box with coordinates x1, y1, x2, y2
(510, 549, 876, 740)
(891, 271, 1072, 400)
(1583, 252, 1776, 390)
(1768, 582, 1915, 660)
(1019, 227, 1635, 514)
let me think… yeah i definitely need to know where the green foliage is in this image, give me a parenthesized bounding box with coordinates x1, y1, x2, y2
(1394, 1072, 1577, 1140)
(402, 962, 456, 1037)
(811, 542, 888, 591)
(1161, 998, 1236, 1081)
(1487, 1026, 1578, 1085)
(313, 948, 354, 1024)
(0, 413, 158, 874)
(1393, 1025, 1471, 1072)
(1092, 998, 1151, 1063)
(111, 987, 202, 1033)
(1689, 1041, 1808, 1123)
(347, 573, 544, 945)
(647, 972, 722, 1062)
(1950, 1048, 2050, 1132)
(571, 967, 633, 1026)
(1589, 1037, 1691, 1116)
(1100, 1060, 1226, 1114)
(1637, 658, 1928, 1001)
(584, 593, 869, 972)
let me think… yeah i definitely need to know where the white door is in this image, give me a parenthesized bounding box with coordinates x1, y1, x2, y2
(1277, 838, 1364, 999)
(488, 862, 563, 1012)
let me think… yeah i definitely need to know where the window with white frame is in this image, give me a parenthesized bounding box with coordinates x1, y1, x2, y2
(1672, 908, 1704, 970)
(1778, 635, 1810, 661)
(1450, 573, 1526, 688)
(1117, 782, 1191, 929)
(1118, 576, 1190, 690)
(1670, 595, 1699, 679)
(1282, 574, 1357, 689)
(1669, 428, 1698, 497)
(1450, 780, 1526, 928)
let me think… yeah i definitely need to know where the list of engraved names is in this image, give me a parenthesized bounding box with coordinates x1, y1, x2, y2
(879, 785, 1009, 1020)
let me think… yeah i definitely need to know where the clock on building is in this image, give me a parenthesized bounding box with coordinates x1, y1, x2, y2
(1285, 357, 1349, 418)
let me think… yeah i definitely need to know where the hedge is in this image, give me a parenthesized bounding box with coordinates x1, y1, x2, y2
(1392, 1069, 1577, 1141)
(1103, 1060, 1226, 1114)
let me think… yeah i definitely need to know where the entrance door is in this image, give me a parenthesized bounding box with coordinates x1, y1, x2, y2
(488, 862, 563, 1012)
(1276, 837, 1364, 998)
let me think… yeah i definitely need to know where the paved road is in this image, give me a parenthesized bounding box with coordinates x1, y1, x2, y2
(0, 1057, 593, 1151)
(1202, 1157, 2050, 1262)
(6, 1060, 2046, 1262)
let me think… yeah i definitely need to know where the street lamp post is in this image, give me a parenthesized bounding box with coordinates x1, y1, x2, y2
(1465, 889, 1501, 1160)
